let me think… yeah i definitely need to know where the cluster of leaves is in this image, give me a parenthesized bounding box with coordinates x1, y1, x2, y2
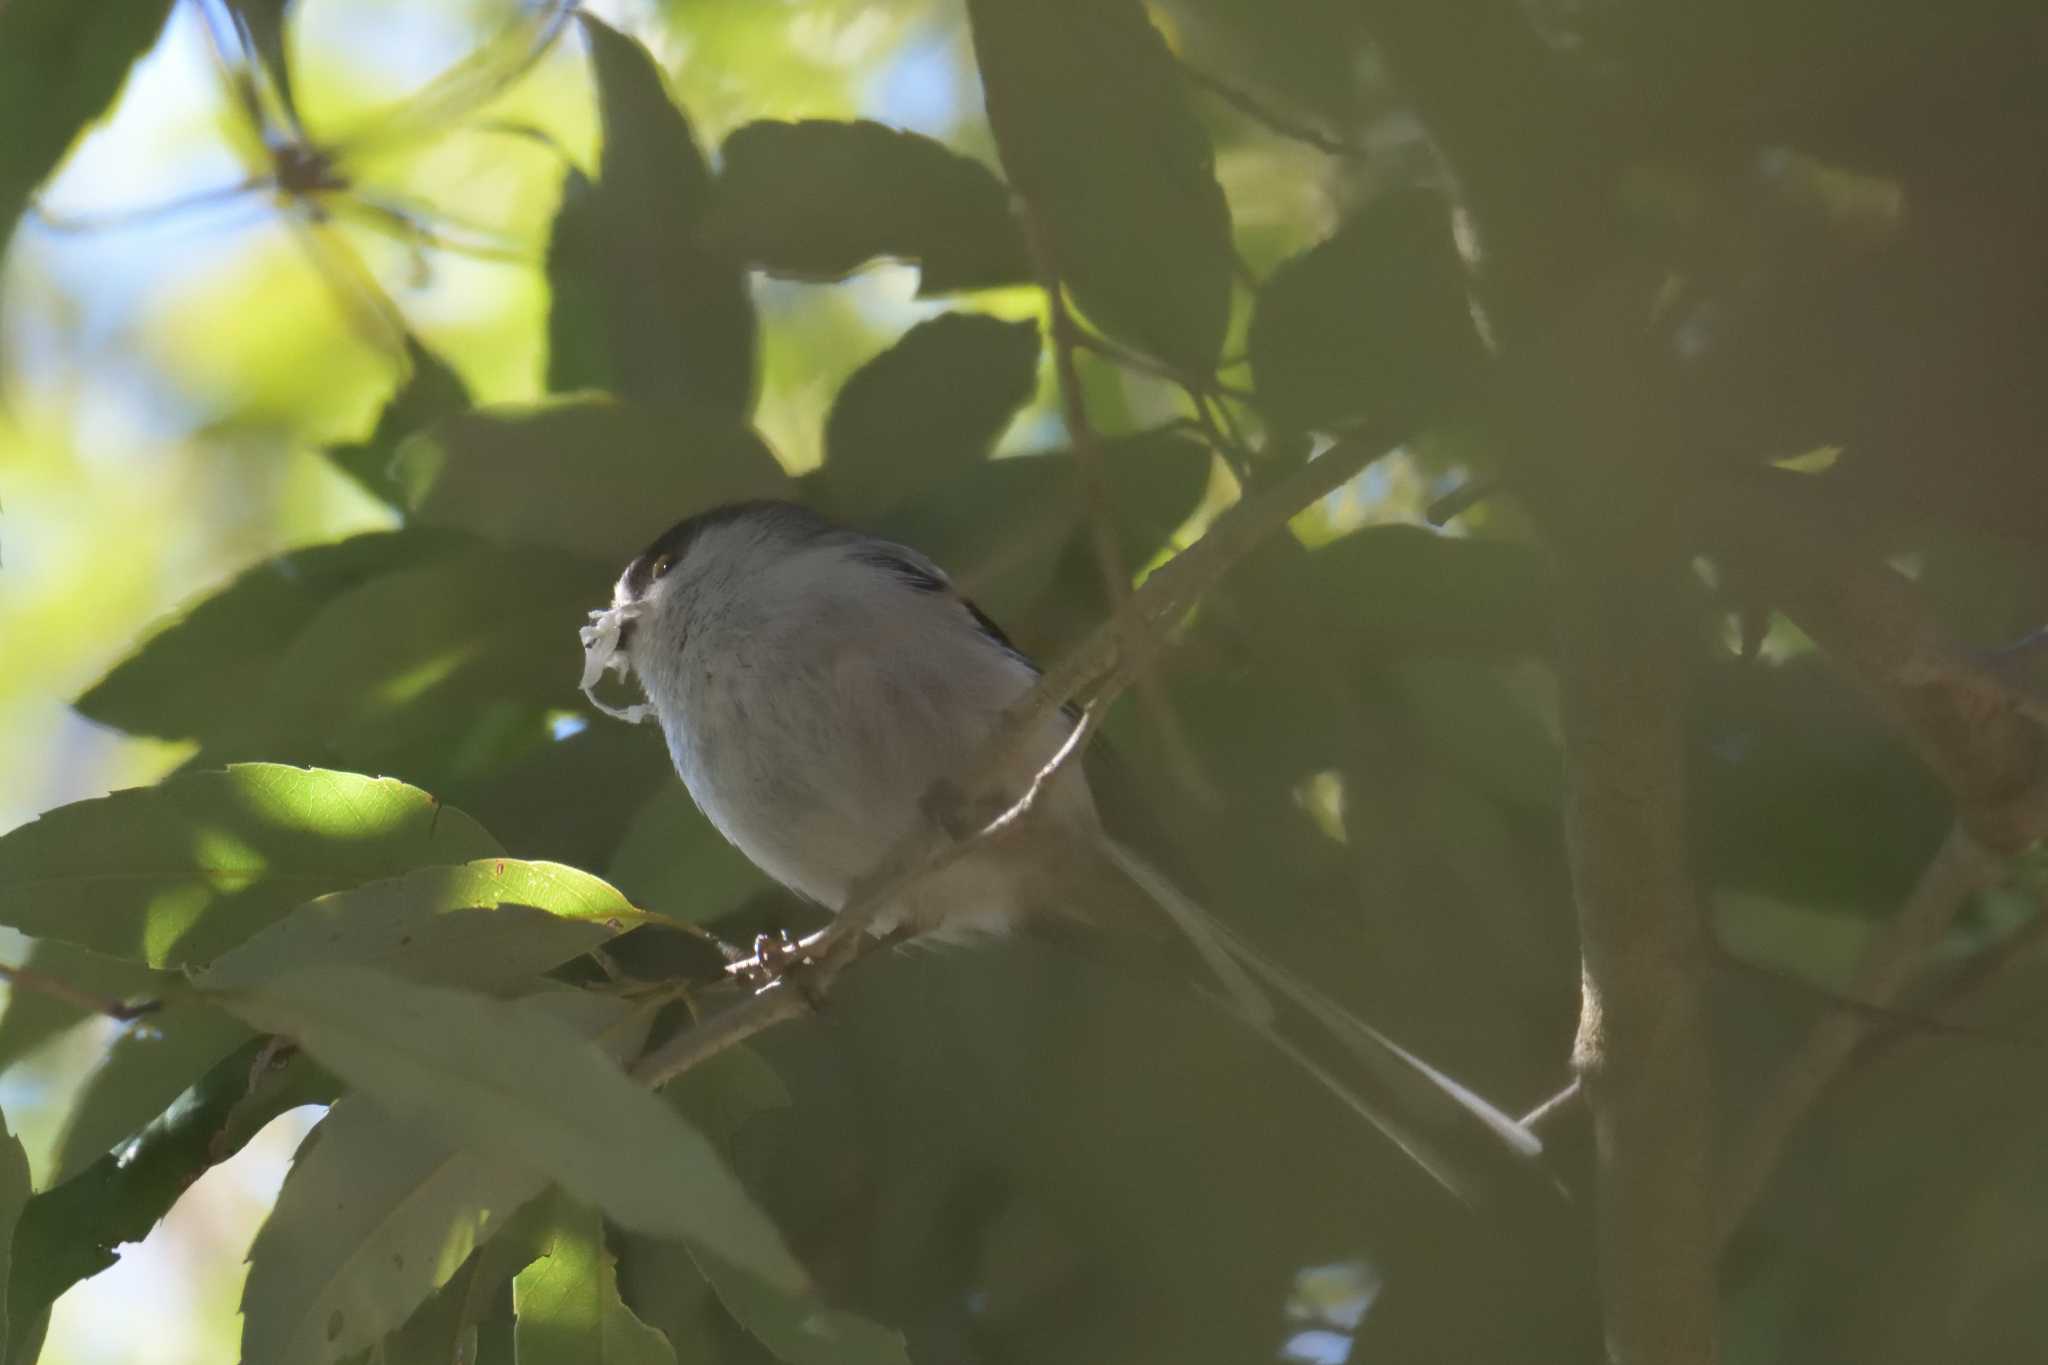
(4, 0, 2047, 1360)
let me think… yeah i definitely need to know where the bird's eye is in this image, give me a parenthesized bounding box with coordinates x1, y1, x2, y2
(651, 554, 673, 580)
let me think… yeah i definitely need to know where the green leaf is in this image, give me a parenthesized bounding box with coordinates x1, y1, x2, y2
(552, 13, 756, 416)
(376, 1197, 555, 1365)
(0, 765, 500, 968)
(49, 1003, 253, 1185)
(0, 1105, 29, 1352)
(620, 1235, 912, 1365)
(242, 990, 643, 1365)
(818, 313, 1041, 519)
(327, 340, 473, 506)
(0, 0, 174, 254)
(401, 395, 787, 560)
(197, 860, 649, 994)
(515, 1197, 675, 1365)
(607, 784, 774, 927)
(707, 119, 1032, 294)
(229, 546, 606, 781)
(968, 0, 1234, 370)
(217, 968, 808, 1294)
(9, 1037, 336, 1363)
(1248, 189, 1487, 432)
(241, 1094, 553, 1365)
(76, 530, 466, 746)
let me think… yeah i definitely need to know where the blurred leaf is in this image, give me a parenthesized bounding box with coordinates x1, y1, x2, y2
(968, 0, 1235, 371)
(0, 1106, 26, 1351)
(241, 1094, 553, 1365)
(0, 940, 166, 1075)
(50, 1004, 252, 1186)
(818, 313, 1041, 518)
(402, 395, 787, 560)
(218, 967, 808, 1292)
(1390, 658, 1562, 813)
(224, 546, 604, 782)
(326, 340, 473, 506)
(0, 765, 499, 968)
(9, 1037, 335, 1363)
(1696, 656, 1950, 908)
(1249, 189, 1487, 432)
(197, 859, 649, 993)
(551, 13, 755, 416)
(607, 783, 774, 927)
(861, 429, 1211, 634)
(514, 1197, 676, 1365)
(76, 530, 466, 746)
(707, 119, 1032, 294)
(0, 0, 174, 253)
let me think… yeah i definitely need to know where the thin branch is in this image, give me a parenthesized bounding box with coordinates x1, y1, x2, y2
(1026, 214, 1218, 807)
(1706, 478, 2048, 852)
(0, 960, 161, 1023)
(1715, 822, 2001, 1247)
(1180, 61, 1368, 159)
(630, 427, 1402, 1089)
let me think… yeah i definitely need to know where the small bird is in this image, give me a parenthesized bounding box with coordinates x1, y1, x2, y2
(580, 499, 1549, 1204)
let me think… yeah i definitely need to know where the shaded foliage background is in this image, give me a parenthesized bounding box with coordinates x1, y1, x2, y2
(0, 0, 2045, 1362)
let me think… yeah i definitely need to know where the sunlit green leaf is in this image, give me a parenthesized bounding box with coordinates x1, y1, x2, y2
(708, 119, 1032, 295)
(197, 859, 649, 993)
(552, 13, 755, 416)
(0, 0, 174, 253)
(0, 765, 500, 968)
(514, 1196, 676, 1365)
(968, 0, 1234, 370)
(217, 967, 808, 1293)
(1249, 189, 1487, 432)
(401, 395, 787, 560)
(819, 312, 1041, 518)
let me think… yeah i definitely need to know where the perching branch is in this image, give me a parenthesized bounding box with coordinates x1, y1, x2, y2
(632, 427, 1396, 1087)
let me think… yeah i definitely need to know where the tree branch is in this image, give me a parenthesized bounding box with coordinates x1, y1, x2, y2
(1705, 477, 2048, 852)
(1557, 568, 1719, 1365)
(1715, 821, 2001, 1247)
(0, 959, 161, 1023)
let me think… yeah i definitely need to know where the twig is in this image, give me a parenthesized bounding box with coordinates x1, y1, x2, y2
(1026, 213, 1219, 807)
(1706, 478, 2048, 852)
(630, 427, 1403, 1089)
(1180, 62, 1368, 159)
(1715, 822, 2001, 1247)
(0, 960, 161, 1023)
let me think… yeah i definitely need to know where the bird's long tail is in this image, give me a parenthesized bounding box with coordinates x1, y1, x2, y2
(1093, 836, 1557, 1208)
